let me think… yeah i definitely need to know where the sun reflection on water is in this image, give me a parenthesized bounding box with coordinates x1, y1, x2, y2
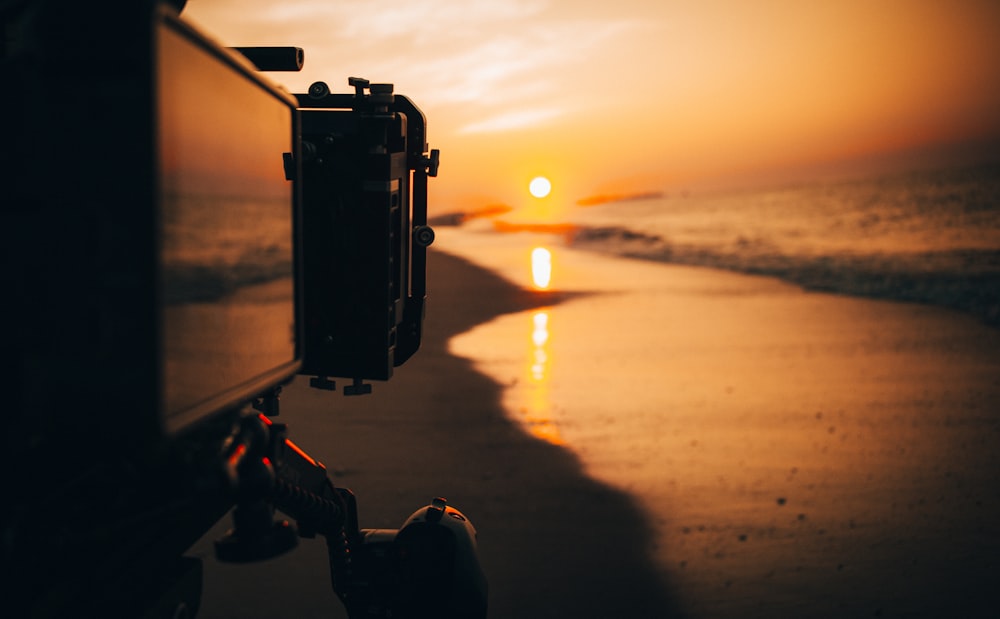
(521, 309, 562, 445)
(531, 312, 549, 379)
(531, 247, 552, 289)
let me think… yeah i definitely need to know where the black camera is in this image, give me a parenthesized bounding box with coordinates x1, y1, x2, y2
(296, 75, 438, 392)
(4, 3, 436, 452)
(2, 2, 485, 617)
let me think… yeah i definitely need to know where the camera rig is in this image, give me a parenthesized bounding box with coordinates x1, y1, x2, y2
(1, 1, 485, 617)
(296, 75, 440, 395)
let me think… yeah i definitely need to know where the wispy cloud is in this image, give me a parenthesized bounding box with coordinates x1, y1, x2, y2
(187, 0, 644, 130)
(311, 0, 549, 41)
(459, 107, 563, 133)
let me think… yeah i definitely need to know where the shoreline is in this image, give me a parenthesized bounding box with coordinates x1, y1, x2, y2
(189, 225, 1000, 618)
(429, 216, 1000, 329)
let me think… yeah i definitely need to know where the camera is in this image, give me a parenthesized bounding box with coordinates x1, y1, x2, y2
(3, 2, 436, 452)
(296, 75, 438, 391)
(2, 2, 485, 617)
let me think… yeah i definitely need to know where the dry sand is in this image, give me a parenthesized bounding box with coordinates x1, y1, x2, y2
(191, 230, 1000, 618)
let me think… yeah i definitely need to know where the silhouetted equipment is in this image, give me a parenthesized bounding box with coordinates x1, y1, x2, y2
(297, 78, 439, 386)
(1, 1, 485, 617)
(232, 46, 305, 71)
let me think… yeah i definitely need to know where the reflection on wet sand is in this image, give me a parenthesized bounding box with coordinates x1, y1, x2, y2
(444, 228, 1000, 618)
(520, 309, 562, 445)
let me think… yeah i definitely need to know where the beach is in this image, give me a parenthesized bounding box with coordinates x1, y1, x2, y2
(190, 241, 677, 619)
(191, 228, 1000, 618)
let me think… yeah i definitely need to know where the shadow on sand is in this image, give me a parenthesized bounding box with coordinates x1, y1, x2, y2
(192, 249, 684, 618)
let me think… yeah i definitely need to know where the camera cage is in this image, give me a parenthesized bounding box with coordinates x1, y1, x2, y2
(1, 4, 488, 617)
(295, 77, 439, 393)
(4, 2, 436, 461)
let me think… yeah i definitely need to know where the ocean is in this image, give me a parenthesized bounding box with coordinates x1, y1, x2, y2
(463, 163, 1000, 327)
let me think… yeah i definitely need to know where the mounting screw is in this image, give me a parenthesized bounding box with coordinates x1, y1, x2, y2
(348, 76, 369, 98)
(344, 378, 372, 396)
(308, 81, 330, 99)
(413, 225, 435, 248)
(426, 497, 448, 523)
(369, 83, 395, 106)
(423, 149, 440, 177)
(309, 376, 336, 391)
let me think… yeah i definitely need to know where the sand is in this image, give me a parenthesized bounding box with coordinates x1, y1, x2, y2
(442, 228, 1000, 618)
(190, 229, 1000, 618)
(190, 244, 678, 618)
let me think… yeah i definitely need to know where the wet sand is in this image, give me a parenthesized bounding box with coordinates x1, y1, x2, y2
(190, 228, 1000, 618)
(442, 227, 1000, 618)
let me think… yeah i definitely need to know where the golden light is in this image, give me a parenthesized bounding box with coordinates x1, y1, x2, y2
(532, 312, 549, 348)
(529, 176, 552, 198)
(530, 311, 549, 382)
(531, 247, 552, 289)
(524, 309, 562, 445)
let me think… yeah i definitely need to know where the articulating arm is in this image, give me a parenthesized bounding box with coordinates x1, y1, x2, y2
(214, 412, 487, 619)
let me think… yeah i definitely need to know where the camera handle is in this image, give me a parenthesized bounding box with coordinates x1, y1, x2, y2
(213, 412, 487, 618)
(214, 412, 348, 562)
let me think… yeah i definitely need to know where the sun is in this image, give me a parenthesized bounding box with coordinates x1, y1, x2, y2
(529, 176, 552, 198)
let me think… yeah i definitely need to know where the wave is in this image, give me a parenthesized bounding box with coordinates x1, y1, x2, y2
(164, 245, 292, 304)
(569, 225, 1000, 327)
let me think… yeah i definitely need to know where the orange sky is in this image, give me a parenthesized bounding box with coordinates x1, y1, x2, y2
(184, 0, 1000, 214)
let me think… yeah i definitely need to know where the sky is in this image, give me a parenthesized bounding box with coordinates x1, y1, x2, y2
(182, 0, 1000, 216)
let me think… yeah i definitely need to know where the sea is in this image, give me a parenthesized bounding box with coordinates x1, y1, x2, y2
(462, 162, 1000, 327)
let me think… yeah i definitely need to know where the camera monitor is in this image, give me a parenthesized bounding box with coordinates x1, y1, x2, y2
(7, 3, 436, 459)
(157, 15, 301, 433)
(156, 15, 296, 429)
(3, 4, 302, 460)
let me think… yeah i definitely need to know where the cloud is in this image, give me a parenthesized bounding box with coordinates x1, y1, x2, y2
(315, 0, 549, 41)
(459, 107, 563, 133)
(186, 0, 643, 119)
(384, 16, 645, 141)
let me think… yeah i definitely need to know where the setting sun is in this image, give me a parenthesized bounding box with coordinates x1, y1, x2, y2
(529, 176, 552, 198)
